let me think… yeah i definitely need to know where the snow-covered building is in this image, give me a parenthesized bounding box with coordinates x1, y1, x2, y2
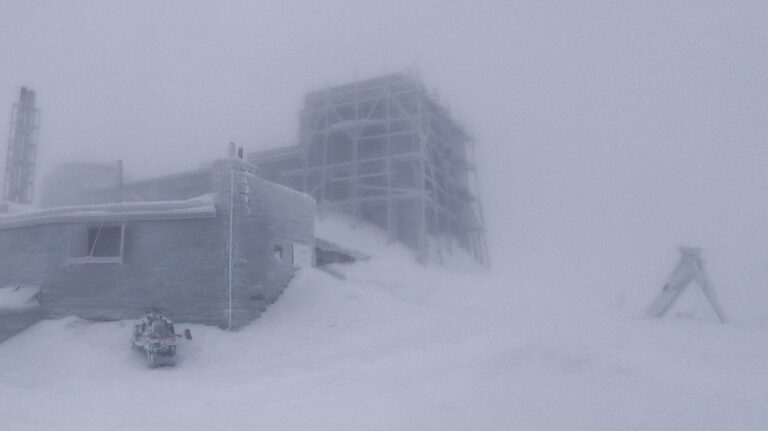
(0, 158, 315, 335)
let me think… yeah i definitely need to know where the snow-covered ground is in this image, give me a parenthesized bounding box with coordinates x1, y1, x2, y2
(1, 220, 768, 430)
(0, 285, 39, 311)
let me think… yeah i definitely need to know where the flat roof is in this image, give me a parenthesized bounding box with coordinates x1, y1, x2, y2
(0, 195, 217, 230)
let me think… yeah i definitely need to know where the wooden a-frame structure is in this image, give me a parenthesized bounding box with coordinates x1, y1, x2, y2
(646, 247, 727, 323)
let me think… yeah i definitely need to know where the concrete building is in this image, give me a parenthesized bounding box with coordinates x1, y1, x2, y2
(0, 158, 315, 339)
(0, 73, 483, 342)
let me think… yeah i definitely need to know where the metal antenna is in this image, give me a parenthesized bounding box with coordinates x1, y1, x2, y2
(3, 87, 40, 204)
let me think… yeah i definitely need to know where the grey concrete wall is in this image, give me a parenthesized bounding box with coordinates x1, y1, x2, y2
(44, 217, 230, 324)
(0, 217, 231, 325)
(0, 309, 43, 343)
(210, 159, 315, 327)
(0, 158, 316, 332)
(231, 175, 315, 326)
(0, 224, 67, 286)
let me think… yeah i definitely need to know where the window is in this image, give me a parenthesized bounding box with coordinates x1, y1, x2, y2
(88, 226, 122, 257)
(70, 224, 125, 264)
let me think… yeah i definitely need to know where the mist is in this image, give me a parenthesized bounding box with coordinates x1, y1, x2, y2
(3, 0, 768, 321)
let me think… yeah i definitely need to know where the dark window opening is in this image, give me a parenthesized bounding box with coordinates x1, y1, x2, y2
(88, 226, 122, 257)
(273, 245, 284, 261)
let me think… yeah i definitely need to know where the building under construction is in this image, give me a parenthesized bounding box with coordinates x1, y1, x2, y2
(250, 73, 488, 264)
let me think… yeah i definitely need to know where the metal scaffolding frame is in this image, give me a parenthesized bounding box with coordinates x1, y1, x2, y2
(251, 73, 488, 265)
(3, 87, 40, 205)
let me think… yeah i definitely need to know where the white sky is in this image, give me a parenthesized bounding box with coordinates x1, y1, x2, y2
(2, 1, 768, 318)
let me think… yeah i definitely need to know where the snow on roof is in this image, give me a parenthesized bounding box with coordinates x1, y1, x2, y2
(0, 194, 217, 230)
(0, 285, 39, 312)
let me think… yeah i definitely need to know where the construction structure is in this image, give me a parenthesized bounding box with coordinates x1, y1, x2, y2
(3, 87, 40, 205)
(250, 73, 488, 264)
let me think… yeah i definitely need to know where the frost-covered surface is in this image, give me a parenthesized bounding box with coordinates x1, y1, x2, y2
(0, 194, 216, 230)
(316, 212, 402, 255)
(0, 285, 39, 312)
(1, 220, 768, 430)
(0, 201, 35, 215)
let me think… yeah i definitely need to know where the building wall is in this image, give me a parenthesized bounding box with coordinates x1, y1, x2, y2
(50, 217, 230, 323)
(0, 217, 230, 325)
(0, 309, 42, 343)
(213, 160, 316, 327)
(0, 158, 315, 330)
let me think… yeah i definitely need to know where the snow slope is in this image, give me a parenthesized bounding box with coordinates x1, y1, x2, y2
(1, 220, 768, 430)
(0, 285, 39, 311)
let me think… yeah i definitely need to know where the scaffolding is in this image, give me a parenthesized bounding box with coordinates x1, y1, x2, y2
(3, 87, 40, 204)
(251, 73, 488, 265)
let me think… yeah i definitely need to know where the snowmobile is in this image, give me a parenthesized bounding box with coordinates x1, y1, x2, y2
(132, 309, 189, 368)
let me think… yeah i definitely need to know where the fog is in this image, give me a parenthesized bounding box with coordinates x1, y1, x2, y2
(3, 1, 768, 319)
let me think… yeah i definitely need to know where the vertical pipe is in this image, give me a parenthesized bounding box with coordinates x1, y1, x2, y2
(228, 168, 234, 330)
(416, 90, 428, 263)
(385, 84, 396, 243)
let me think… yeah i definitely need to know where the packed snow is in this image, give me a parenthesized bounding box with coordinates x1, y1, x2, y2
(1, 220, 768, 430)
(0, 285, 39, 311)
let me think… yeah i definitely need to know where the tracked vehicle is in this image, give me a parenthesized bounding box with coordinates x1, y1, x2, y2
(132, 309, 178, 368)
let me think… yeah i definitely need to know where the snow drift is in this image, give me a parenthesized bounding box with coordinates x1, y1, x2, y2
(0, 217, 767, 430)
(0, 285, 39, 311)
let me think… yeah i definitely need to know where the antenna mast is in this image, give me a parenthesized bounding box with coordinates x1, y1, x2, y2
(3, 87, 40, 204)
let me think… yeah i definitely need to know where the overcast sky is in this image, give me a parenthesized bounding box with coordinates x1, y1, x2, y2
(3, 1, 768, 319)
